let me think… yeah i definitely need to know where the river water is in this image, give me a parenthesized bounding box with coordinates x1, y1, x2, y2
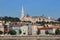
(0, 36, 60, 40)
(0, 38, 60, 40)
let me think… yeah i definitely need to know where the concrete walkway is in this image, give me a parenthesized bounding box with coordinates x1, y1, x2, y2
(0, 35, 60, 39)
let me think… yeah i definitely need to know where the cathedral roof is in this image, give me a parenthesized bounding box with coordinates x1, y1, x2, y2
(31, 16, 47, 19)
(26, 14, 30, 17)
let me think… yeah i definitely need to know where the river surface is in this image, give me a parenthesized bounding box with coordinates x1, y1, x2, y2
(0, 35, 60, 40)
(0, 38, 60, 40)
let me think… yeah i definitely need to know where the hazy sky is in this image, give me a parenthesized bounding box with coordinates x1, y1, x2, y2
(0, 0, 60, 18)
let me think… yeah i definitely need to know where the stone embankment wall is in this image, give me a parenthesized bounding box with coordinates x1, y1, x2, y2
(0, 35, 60, 40)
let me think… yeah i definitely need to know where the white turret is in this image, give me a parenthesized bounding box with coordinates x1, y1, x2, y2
(48, 17, 50, 19)
(20, 6, 24, 20)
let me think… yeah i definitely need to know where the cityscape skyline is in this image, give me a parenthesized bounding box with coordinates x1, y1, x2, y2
(0, 0, 60, 18)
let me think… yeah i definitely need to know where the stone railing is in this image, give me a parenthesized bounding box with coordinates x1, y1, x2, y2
(0, 35, 60, 40)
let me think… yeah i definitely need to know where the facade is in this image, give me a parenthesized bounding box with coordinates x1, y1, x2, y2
(20, 7, 58, 23)
(20, 25, 28, 36)
(9, 22, 28, 35)
(37, 24, 60, 35)
(9, 25, 20, 35)
(0, 25, 4, 32)
(0, 21, 59, 35)
(32, 23, 37, 35)
(19, 6, 59, 35)
(0, 21, 5, 32)
(28, 25, 32, 35)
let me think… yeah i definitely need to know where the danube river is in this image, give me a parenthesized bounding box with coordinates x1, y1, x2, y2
(0, 35, 60, 40)
(0, 38, 60, 40)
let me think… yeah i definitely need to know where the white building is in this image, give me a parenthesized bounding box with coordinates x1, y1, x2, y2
(32, 23, 37, 35)
(9, 22, 28, 36)
(0, 21, 5, 32)
(20, 6, 58, 23)
(20, 25, 28, 36)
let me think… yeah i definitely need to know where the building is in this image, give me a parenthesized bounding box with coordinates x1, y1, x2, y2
(32, 23, 37, 35)
(20, 6, 58, 23)
(0, 21, 5, 32)
(37, 24, 60, 35)
(20, 25, 28, 36)
(9, 22, 28, 36)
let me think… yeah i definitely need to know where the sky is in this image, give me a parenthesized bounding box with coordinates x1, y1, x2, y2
(0, 0, 60, 18)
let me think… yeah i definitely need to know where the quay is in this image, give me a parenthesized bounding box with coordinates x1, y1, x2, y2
(0, 35, 60, 40)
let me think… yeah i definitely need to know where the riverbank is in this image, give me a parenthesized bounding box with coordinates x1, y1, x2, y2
(0, 35, 60, 40)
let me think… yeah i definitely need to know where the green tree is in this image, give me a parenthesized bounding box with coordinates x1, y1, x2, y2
(41, 21, 46, 26)
(36, 21, 42, 24)
(0, 16, 21, 22)
(49, 21, 53, 24)
(58, 18, 60, 22)
(57, 18, 60, 24)
(8, 30, 16, 35)
(19, 30, 22, 34)
(0, 31, 3, 34)
(46, 21, 49, 24)
(55, 28, 60, 35)
(37, 29, 40, 35)
(45, 30, 49, 35)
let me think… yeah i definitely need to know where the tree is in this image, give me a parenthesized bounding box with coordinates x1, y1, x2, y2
(0, 16, 21, 22)
(46, 21, 49, 24)
(19, 30, 22, 34)
(55, 28, 60, 35)
(49, 21, 53, 24)
(58, 18, 60, 22)
(36, 21, 42, 24)
(41, 21, 46, 26)
(27, 21, 31, 23)
(8, 30, 16, 35)
(45, 30, 49, 35)
(57, 18, 60, 24)
(37, 29, 40, 35)
(0, 31, 3, 34)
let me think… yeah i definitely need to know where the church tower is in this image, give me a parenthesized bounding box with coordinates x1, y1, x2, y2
(20, 6, 24, 20)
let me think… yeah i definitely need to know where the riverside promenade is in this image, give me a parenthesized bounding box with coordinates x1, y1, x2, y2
(0, 35, 60, 40)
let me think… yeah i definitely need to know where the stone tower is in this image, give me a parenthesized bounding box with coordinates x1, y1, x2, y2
(20, 6, 24, 20)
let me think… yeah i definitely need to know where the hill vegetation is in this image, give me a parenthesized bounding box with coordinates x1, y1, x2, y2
(0, 16, 21, 22)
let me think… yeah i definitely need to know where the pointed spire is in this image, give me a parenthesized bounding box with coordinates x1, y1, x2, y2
(22, 5, 24, 12)
(26, 12, 30, 17)
(20, 5, 24, 19)
(22, 5, 24, 14)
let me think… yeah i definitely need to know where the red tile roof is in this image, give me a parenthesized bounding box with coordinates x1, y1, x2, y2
(9, 22, 24, 26)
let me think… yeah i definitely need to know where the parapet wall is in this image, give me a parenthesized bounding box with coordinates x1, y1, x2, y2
(0, 35, 60, 40)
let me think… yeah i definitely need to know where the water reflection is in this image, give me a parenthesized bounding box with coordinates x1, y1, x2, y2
(0, 38, 60, 40)
(37, 39, 60, 40)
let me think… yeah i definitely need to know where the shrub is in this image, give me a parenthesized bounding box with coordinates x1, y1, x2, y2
(45, 30, 49, 34)
(19, 30, 22, 34)
(37, 30, 40, 35)
(55, 28, 60, 35)
(0, 31, 3, 34)
(8, 30, 16, 35)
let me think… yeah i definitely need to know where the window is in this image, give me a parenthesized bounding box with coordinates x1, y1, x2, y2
(23, 33, 26, 35)
(43, 19, 45, 21)
(39, 18, 41, 20)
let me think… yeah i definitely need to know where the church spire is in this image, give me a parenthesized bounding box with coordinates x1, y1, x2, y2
(22, 6, 24, 17)
(20, 6, 24, 19)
